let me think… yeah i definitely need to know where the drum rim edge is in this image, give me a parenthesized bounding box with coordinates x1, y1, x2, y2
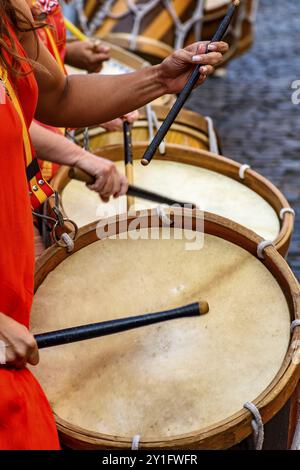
(50, 143, 293, 256)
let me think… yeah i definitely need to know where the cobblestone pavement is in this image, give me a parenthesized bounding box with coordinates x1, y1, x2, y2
(187, 0, 300, 279)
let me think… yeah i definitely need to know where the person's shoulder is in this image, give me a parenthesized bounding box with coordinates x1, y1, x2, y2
(11, 0, 33, 17)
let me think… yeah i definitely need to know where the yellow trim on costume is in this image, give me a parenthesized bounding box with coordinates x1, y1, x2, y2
(4, 75, 34, 168)
(0, 67, 53, 206)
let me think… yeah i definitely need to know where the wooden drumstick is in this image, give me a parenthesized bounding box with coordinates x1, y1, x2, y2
(68, 167, 197, 209)
(35, 301, 209, 349)
(64, 17, 89, 42)
(123, 120, 135, 210)
(141, 0, 240, 166)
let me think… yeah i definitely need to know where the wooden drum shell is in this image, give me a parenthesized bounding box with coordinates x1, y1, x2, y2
(33, 210, 300, 449)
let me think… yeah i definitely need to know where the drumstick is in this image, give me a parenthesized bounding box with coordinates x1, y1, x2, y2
(123, 120, 135, 210)
(68, 167, 197, 209)
(64, 17, 88, 42)
(35, 301, 209, 349)
(141, 0, 240, 166)
(64, 18, 102, 52)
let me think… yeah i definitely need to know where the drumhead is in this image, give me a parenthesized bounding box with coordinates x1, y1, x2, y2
(61, 159, 280, 241)
(31, 226, 290, 439)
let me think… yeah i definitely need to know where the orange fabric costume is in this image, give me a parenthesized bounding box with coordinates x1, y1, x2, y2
(0, 20, 60, 449)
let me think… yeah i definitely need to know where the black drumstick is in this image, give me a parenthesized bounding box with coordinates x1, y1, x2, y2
(35, 301, 209, 348)
(123, 120, 134, 208)
(68, 167, 197, 209)
(141, 0, 240, 166)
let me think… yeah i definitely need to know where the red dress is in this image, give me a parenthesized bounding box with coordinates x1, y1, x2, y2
(0, 21, 60, 450)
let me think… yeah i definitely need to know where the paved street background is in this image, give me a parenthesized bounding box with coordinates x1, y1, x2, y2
(187, 0, 300, 279)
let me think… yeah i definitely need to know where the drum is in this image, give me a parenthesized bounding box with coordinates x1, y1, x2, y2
(75, 105, 221, 153)
(236, 0, 258, 56)
(49, 144, 294, 256)
(65, 39, 174, 107)
(79, 0, 256, 65)
(30, 210, 300, 449)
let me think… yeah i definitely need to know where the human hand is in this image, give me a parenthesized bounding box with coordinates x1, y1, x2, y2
(0, 313, 39, 369)
(100, 110, 140, 132)
(65, 40, 110, 73)
(75, 152, 128, 203)
(157, 41, 229, 94)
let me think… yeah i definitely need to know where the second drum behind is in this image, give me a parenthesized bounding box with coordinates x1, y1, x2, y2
(49, 144, 294, 257)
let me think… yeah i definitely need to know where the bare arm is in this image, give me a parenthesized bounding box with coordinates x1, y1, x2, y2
(30, 121, 127, 201)
(15, 0, 228, 128)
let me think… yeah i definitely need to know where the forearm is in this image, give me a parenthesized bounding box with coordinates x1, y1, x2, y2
(30, 122, 128, 202)
(30, 121, 85, 167)
(35, 66, 166, 127)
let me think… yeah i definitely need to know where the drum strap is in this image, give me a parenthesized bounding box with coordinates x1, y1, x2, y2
(0, 67, 54, 210)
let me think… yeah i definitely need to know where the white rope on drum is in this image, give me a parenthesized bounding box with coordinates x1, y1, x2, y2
(87, 0, 128, 36)
(291, 320, 300, 333)
(257, 240, 274, 260)
(145, 103, 155, 143)
(205, 116, 219, 154)
(156, 205, 174, 226)
(151, 109, 166, 154)
(74, 0, 89, 34)
(238, 164, 251, 180)
(84, 0, 206, 49)
(280, 207, 296, 220)
(126, 0, 162, 50)
(60, 232, 75, 253)
(231, 0, 247, 43)
(162, 0, 205, 50)
(243, 402, 264, 450)
(249, 0, 260, 23)
(131, 434, 140, 450)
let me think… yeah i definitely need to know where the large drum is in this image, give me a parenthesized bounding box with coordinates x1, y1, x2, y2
(31, 210, 300, 449)
(65, 39, 174, 107)
(75, 105, 221, 153)
(49, 144, 295, 256)
(79, 0, 257, 64)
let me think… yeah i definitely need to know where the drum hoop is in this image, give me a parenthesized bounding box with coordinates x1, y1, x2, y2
(74, 118, 210, 154)
(75, 105, 210, 137)
(204, 2, 230, 22)
(85, 120, 209, 146)
(52, 143, 292, 256)
(101, 32, 175, 59)
(35, 208, 300, 450)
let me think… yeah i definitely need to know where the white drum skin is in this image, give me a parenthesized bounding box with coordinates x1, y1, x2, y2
(61, 159, 280, 241)
(31, 228, 290, 439)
